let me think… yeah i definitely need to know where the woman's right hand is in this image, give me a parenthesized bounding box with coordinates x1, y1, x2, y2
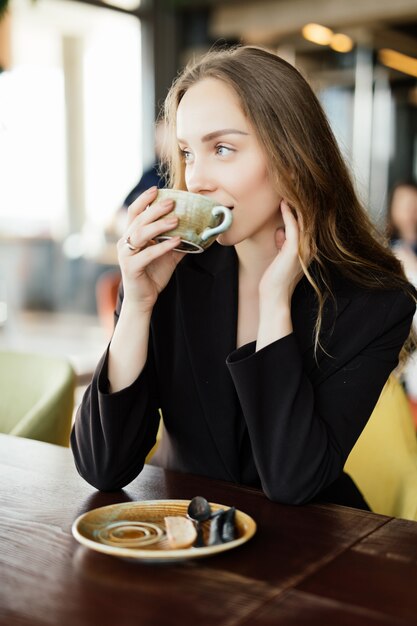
(117, 186, 185, 312)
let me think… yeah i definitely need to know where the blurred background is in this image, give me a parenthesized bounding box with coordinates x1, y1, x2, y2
(0, 0, 417, 392)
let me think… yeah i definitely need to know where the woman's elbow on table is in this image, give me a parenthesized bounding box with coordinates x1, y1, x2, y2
(70, 432, 146, 491)
(260, 467, 329, 505)
(264, 490, 311, 506)
(261, 481, 314, 505)
(73, 458, 145, 492)
(88, 476, 135, 492)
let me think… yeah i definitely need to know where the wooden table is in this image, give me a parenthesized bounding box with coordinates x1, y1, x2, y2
(1, 433, 417, 625)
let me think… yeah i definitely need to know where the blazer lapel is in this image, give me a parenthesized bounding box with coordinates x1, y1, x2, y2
(177, 249, 352, 480)
(177, 245, 241, 482)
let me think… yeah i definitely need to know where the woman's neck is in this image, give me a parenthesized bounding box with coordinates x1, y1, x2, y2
(235, 232, 278, 287)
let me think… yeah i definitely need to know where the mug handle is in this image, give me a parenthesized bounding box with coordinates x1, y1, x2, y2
(200, 206, 233, 242)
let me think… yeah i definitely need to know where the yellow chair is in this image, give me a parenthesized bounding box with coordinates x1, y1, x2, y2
(145, 411, 163, 464)
(345, 375, 417, 521)
(0, 351, 75, 447)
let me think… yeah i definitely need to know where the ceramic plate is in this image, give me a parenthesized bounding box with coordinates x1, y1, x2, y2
(72, 499, 256, 562)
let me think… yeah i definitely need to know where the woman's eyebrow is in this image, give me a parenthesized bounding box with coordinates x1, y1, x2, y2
(202, 129, 249, 142)
(177, 129, 249, 144)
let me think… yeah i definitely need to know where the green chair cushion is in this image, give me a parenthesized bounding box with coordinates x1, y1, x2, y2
(0, 351, 75, 446)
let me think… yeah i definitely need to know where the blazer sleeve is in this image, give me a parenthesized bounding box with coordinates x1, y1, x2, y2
(226, 290, 415, 504)
(70, 287, 160, 491)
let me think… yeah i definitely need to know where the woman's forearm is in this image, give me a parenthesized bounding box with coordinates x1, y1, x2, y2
(108, 300, 153, 392)
(256, 297, 293, 352)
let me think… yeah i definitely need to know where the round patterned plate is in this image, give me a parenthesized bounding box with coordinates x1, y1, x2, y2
(72, 499, 256, 562)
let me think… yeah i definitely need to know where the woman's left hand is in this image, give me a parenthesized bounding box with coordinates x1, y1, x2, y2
(259, 199, 307, 306)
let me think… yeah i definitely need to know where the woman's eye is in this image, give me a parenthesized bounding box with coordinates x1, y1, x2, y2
(180, 149, 193, 163)
(216, 145, 233, 156)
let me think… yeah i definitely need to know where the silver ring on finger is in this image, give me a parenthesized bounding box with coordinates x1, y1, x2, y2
(124, 235, 140, 253)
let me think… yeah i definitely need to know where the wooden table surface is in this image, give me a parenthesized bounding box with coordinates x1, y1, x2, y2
(1, 433, 417, 625)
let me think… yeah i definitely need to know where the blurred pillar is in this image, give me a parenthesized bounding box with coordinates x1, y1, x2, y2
(352, 46, 374, 207)
(179, 6, 211, 66)
(369, 68, 392, 225)
(139, 0, 155, 165)
(391, 92, 417, 187)
(62, 36, 86, 233)
(140, 0, 179, 163)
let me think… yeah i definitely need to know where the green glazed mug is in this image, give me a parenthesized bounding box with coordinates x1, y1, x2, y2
(151, 189, 233, 253)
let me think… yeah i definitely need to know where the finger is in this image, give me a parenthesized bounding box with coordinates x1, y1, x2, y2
(293, 205, 304, 232)
(280, 200, 299, 246)
(134, 236, 182, 268)
(117, 234, 139, 256)
(133, 198, 176, 229)
(127, 213, 180, 252)
(118, 213, 178, 253)
(126, 186, 158, 227)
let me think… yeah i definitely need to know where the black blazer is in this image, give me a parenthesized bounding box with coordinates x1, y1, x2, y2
(71, 244, 415, 507)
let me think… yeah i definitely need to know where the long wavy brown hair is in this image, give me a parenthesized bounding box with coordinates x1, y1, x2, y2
(162, 45, 415, 362)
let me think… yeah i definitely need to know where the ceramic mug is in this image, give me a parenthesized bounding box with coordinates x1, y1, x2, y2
(151, 189, 233, 253)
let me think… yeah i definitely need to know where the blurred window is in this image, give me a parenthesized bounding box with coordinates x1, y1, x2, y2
(0, 0, 141, 237)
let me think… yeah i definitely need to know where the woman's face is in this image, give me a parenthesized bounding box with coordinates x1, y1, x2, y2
(391, 186, 417, 237)
(176, 78, 283, 247)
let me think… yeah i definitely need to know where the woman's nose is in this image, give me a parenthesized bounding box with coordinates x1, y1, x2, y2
(186, 160, 216, 195)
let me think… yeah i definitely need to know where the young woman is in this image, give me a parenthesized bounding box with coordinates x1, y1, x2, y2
(71, 46, 416, 510)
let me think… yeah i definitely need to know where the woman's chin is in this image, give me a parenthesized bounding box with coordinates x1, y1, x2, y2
(216, 230, 236, 247)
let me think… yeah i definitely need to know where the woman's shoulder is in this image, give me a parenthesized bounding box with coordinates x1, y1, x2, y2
(311, 268, 416, 362)
(327, 265, 416, 322)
